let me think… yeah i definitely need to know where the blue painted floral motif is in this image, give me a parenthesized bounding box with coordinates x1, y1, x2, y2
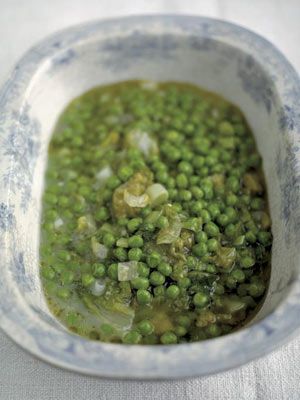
(50, 49, 77, 71)
(279, 104, 300, 131)
(11, 251, 35, 293)
(99, 32, 177, 71)
(0, 203, 15, 231)
(237, 55, 276, 112)
(2, 103, 40, 211)
(276, 144, 300, 243)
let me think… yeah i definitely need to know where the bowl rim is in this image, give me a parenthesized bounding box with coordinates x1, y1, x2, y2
(0, 14, 300, 379)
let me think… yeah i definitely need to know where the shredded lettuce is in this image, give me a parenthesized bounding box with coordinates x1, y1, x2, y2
(157, 215, 182, 244)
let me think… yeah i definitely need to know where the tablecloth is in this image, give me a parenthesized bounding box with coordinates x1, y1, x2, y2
(1, 1, 300, 399)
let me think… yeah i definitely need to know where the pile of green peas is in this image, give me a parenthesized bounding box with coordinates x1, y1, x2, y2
(40, 81, 272, 344)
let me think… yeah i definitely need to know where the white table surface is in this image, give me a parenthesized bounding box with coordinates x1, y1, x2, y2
(1, 1, 300, 399)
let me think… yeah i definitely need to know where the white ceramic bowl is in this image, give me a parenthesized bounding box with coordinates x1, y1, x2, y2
(0, 15, 300, 379)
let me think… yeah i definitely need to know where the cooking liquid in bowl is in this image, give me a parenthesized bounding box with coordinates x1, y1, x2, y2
(40, 81, 272, 345)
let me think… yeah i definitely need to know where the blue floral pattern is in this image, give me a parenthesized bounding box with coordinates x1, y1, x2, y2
(0, 15, 300, 379)
(2, 104, 40, 211)
(0, 202, 15, 231)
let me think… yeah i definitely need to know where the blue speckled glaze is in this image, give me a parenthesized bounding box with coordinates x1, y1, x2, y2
(0, 15, 300, 379)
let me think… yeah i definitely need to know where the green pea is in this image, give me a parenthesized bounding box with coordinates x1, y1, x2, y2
(150, 271, 165, 286)
(258, 231, 272, 245)
(193, 243, 208, 257)
(193, 292, 209, 307)
(114, 247, 128, 262)
(137, 262, 150, 277)
(177, 315, 192, 328)
(191, 186, 204, 200)
(106, 175, 121, 189)
(128, 235, 144, 248)
(249, 282, 265, 297)
(240, 256, 255, 268)
(204, 222, 220, 237)
(166, 285, 180, 299)
(219, 121, 234, 135)
(178, 161, 193, 175)
(147, 251, 161, 268)
(103, 233, 116, 248)
(118, 165, 134, 182)
(207, 238, 219, 252)
(191, 201, 204, 215)
(131, 277, 149, 290)
(138, 320, 154, 336)
(92, 263, 106, 278)
(153, 285, 166, 297)
(156, 216, 169, 229)
(177, 277, 191, 288)
(107, 263, 118, 280)
(207, 203, 220, 219)
(127, 218, 143, 233)
(178, 189, 192, 201)
(175, 326, 187, 337)
(123, 330, 142, 344)
(206, 324, 222, 337)
(176, 173, 188, 189)
(82, 273, 95, 287)
(231, 269, 246, 282)
(200, 209, 211, 223)
(195, 231, 208, 243)
(157, 262, 172, 276)
(136, 289, 152, 305)
(41, 266, 55, 280)
(57, 287, 71, 299)
(128, 248, 143, 261)
(160, 331, 177, 344)
(61, 270, 75, 285)
(217, 213, 230, 227)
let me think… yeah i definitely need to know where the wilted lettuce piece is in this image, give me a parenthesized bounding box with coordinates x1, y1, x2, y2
(113, 169, 153, 218)
(157, 215, 182, 244)
(215, 247, 236, 269)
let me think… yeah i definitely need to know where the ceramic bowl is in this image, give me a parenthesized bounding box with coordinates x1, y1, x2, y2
(0, 15, 300, 379)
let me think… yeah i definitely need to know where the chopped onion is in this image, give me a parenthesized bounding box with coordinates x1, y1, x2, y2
(116, 238, 129, 248)
(95, 166, 113, 182)
(156, 215, 182, 244)
(91, 237, 108, 260)
(54, 218, 64, 229)
(146, 183, 169, 206)
(124, 190, 149, 208)
(90, 279, 106, 296)
(118, 261, 138, 281)
(130, 130, 158, 155)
